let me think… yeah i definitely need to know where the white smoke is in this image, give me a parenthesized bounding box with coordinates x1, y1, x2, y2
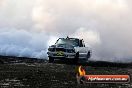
(0, 28, 49, 58)
(71, 27, 100, 46)
(0, 0, 132, 62)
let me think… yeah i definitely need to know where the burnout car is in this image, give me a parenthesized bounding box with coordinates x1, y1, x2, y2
(47, 36, 91, 63)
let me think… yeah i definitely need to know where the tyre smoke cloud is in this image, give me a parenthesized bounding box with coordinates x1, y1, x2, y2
(0, 28, 49, 58)
(0, 0, 132, 62)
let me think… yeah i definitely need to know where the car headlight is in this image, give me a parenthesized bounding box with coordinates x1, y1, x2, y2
(67, 49, 75, 53)
(48, 48, 55, 52)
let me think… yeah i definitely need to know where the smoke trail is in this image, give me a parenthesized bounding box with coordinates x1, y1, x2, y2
(0, 28, 49, 58)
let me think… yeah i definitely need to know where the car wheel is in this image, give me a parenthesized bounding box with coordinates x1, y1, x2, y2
(74, 52, 79, 64)
(49, 57, 54, 63)
(87, 51, 91, 59)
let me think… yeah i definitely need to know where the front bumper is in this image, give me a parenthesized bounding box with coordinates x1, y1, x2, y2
(47, 51, 76, 59)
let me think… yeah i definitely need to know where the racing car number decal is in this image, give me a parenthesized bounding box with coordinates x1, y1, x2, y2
(56, 51, 64, 56)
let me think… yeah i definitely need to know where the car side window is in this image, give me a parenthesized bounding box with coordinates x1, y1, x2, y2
(79, 40, 82, 47)
(79, 40, 85, 47)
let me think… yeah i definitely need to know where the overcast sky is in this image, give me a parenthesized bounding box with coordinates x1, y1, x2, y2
(0, 0, 132, 62)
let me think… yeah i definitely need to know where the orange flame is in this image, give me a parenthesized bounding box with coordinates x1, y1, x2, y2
(78, 66, 86, 76)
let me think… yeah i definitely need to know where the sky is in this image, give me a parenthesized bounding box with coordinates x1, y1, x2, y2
(0, 0, 132, 62)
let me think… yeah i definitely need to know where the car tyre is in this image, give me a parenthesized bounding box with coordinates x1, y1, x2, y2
(49, 57, 54, 63)
(87, 51, 91, 59)
(74, 52, 79, 64)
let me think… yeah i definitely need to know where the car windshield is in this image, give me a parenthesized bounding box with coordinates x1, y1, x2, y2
(55, 38, 79, 46)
